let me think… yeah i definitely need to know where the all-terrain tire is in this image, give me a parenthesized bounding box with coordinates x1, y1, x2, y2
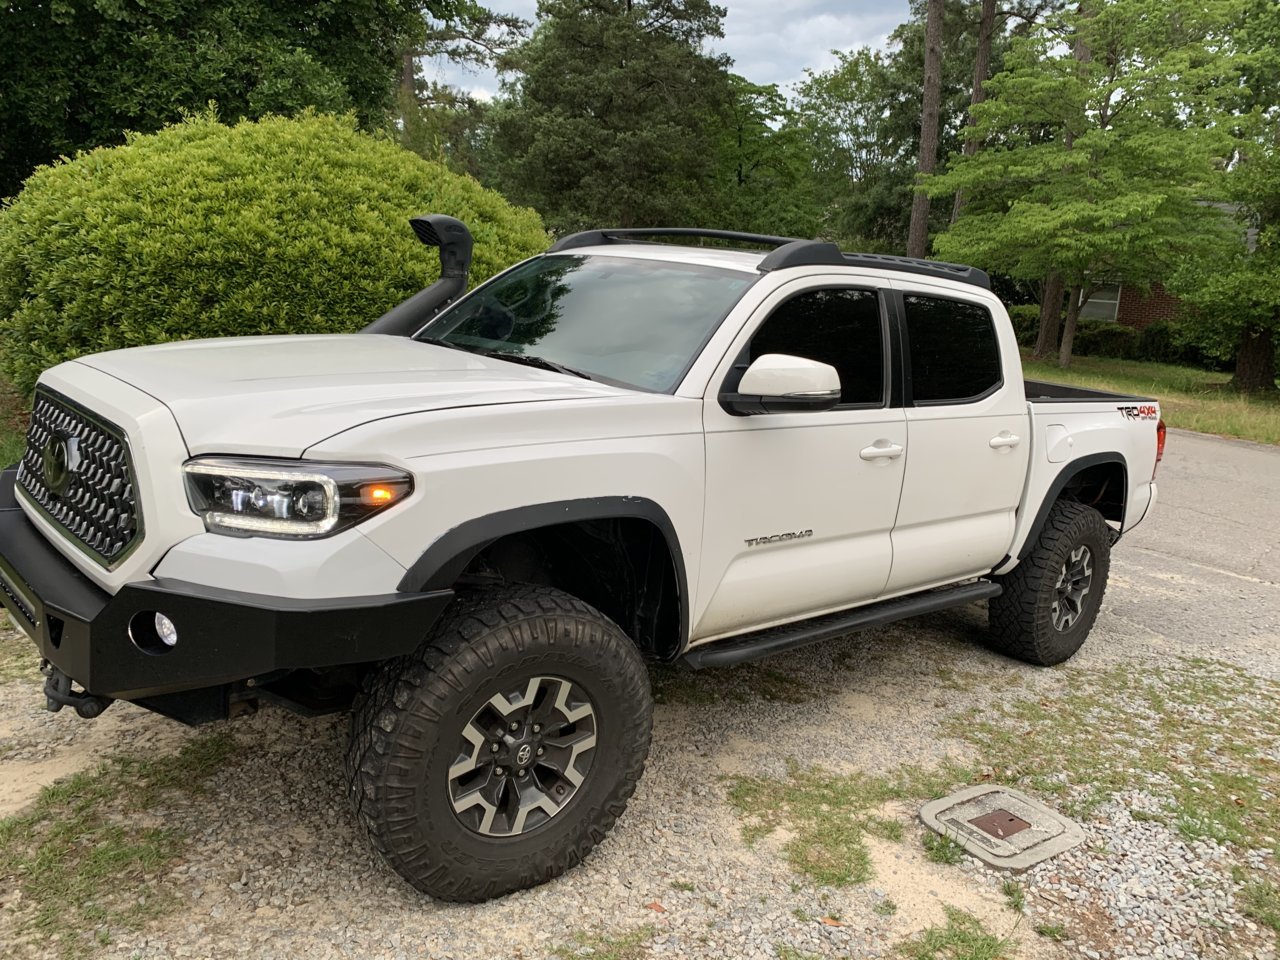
(988, 500, 1111, 666)
(345, 584, 653, 902)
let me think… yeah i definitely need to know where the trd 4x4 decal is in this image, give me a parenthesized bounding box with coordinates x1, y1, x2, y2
(1118, 404, 1159, 421)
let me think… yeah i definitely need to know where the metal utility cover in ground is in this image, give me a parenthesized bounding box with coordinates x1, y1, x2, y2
(920, 785, 1085, 870)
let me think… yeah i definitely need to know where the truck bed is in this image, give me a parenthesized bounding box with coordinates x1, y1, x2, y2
(1024, 379, 1152, 403)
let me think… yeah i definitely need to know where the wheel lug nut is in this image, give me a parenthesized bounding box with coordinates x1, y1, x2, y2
(536, 747, 544, 756)
(509, 721, 519, 732)
(496, 768, 506, 777)
(490, 743, 500, 753)
(517, 769, 526, 778)
(532, 724, 541, 733)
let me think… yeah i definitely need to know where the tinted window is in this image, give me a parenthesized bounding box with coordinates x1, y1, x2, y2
(749, 288, 885, 406)
(904, 295, 1001, 403)
(417, 254, 755, 392)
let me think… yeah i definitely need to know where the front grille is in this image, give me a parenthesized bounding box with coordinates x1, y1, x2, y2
(16, 389, 142, 567)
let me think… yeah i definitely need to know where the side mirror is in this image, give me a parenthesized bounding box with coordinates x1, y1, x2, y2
(720, 354, 841, 416)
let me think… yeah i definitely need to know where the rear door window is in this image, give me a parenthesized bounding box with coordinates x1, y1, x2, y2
(903, 294, 1002, 404)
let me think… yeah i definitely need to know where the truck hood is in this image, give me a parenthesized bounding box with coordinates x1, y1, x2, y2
(73, 334, 632, 456)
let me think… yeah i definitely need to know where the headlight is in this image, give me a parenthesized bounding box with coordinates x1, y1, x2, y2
(183, 457, 413, 539)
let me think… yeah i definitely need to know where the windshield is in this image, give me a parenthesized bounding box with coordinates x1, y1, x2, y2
(414, 254, 757, 391)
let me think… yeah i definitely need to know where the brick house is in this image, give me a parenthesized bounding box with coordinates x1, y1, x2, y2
(1079, 282, 1182, 330)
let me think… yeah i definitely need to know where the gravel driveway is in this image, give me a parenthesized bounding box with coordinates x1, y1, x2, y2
(1, 428, 1277, 960)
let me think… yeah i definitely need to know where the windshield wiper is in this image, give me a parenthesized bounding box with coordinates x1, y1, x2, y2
(482, 351, 593, 380)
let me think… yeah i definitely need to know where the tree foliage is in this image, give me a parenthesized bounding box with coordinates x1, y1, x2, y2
(794, 0, 1004, 251)
(926, 0, 1240, 364)
(484, 0, 731, 232)
(0, 113, 547, 394)
(0, 0, 441, 199)
(1165, 0, 1280, 392)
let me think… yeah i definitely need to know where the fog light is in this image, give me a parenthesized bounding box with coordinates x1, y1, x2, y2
(154, 613, 178, 647)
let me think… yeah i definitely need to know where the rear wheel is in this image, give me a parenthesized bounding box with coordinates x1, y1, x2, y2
(988, 500, 1111, 666)
(346, 584, 653, 902)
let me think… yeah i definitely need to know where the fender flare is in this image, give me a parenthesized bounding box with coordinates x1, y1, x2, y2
(397, 496, 689, 643)
(1010, 452, 1129, 564)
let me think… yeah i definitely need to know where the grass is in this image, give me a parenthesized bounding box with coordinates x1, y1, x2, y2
(0, 733, 239, 955)
(551, 926, 654, 960)
(874, 898, 899, 917)
(1000, 880, 1025, 914)
(1238, 877, 1280, 932)
(1034, 923, 1067, 941)
(898, 907, 1015, 960)
(670, 879, 696, 893)
(727, 761, 957, 887)
(922, 830, 966, 865)
(1022, 352, 1280, 445)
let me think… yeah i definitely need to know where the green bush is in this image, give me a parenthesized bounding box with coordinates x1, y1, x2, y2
(1072, 318, 1141, 360)
(1007, 304, 1041, 346)
(0, 113, 547, 394)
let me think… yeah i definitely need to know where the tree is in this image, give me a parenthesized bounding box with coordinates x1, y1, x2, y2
(484, 0, 731, 232)
(0, 0, 449, 199)
(1166, 0, 1280, 393)
(706, 76, 822, 237)
(795, 0, 1000, 252)
(926, 0, 1240, 366)
(906, 0, 947, 257)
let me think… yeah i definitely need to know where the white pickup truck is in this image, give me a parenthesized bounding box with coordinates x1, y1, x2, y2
(0, 218, 1164, 902)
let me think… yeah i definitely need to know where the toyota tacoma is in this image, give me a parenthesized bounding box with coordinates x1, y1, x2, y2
(0, 217, 1165, 901)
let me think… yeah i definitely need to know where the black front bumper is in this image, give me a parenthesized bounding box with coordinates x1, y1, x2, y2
(0, 468, 453, 701)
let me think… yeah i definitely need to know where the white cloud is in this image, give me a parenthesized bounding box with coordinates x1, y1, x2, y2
(421, 0, 909, 99)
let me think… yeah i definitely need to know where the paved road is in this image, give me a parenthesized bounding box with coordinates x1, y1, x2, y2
(1108, 428, 1280, 676)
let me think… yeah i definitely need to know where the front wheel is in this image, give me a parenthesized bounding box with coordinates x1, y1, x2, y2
(988, 500, 1111, 666)
(346, 585, 653, 902)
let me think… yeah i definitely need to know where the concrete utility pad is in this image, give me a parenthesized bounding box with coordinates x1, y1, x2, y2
(920, 785, 1085, 871)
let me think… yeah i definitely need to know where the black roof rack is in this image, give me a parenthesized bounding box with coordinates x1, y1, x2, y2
(546, 228, 990, 289)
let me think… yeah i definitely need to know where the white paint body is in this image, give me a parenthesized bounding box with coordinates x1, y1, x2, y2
(20, 244, 1162, 651)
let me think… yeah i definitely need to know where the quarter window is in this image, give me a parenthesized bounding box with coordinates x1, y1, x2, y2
(748, 288, 885, 406)
(903, 295, 1001, 404)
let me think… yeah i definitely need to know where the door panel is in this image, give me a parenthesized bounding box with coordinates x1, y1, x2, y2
(693, 280, 906, 643)
(696, 410, 907, 639)
(884, 285, 1030, 594)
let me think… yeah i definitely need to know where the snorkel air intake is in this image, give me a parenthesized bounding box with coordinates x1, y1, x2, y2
(363, 214, 474, 336)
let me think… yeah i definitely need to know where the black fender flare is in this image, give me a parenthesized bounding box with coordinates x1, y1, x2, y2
(1010, 452, 1129, 564)
(397, 496, 689, 644)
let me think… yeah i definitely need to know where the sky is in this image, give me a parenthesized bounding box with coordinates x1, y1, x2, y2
(422, 0, 912, 100)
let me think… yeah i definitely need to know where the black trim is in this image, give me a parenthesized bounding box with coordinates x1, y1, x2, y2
(1024, 380, 1153, 403)
(0, 470, 453, 701)
(683, 581, 1002, 669)
(885, 291, 908, 408)
(397, 497, 689, 646)
(1013, 453, 1129, 562)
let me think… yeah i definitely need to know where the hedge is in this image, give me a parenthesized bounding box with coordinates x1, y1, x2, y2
(0, 113, 548, 394)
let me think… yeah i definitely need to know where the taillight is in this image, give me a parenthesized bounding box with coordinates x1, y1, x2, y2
(1153, 418, 1166, 478)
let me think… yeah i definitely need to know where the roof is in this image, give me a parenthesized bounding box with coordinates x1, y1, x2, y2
(546, 228, 991, 289)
